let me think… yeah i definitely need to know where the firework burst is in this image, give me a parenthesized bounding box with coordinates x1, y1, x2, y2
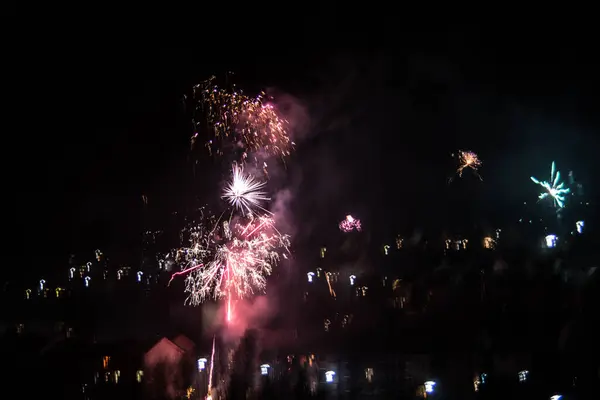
(222, 164, 270, 216)
(171, 215, 289, 307)
(172, 74, 293, 328)
(531, 161, 570, 208)
(453, 150, 483, 181)
(339, 215, 362, 232)
(192, 75, 294, 161)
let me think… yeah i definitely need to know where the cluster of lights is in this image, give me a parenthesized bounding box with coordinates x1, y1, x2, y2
(306, 271, 356, 286)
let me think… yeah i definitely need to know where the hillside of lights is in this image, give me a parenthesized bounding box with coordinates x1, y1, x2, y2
(3, 74, 598, 399)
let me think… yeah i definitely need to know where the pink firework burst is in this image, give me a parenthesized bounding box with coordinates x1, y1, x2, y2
(339, 215, 362, 232)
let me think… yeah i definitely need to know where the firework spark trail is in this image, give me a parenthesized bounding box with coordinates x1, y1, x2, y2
(207, 335, 216, 395)
(452, 150, 483, 181)
(531, 161, 570, 208)
(222, 164, 271, 216)
(167, 264, 203, 286)
(339, 215, 362, 232)
(192, 76, 294, 162)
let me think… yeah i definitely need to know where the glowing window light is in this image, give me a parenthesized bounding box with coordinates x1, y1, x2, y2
(545, 234, 558, 248)
(356, 286, 368, 297)
(197, 358, 207, 371)
(349, 275, 356, 285)
(483, 236, 496, 249)
(518, 370, 529, 382)
(137, 271, 144, 282)
(576, 220, 584, 234)
(424, 381, 436, 393)
(260, 364, 270, 376)
(307, 272, 315, 283)
(396, 236, 404, 249)
(325, 370, 335, 383)
(473, 375, 481, 392)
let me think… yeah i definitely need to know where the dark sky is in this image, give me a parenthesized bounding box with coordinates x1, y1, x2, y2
(7, 26, 600, 278)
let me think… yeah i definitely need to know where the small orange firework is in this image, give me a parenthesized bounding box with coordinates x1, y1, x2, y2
(454, 150, 483, 181)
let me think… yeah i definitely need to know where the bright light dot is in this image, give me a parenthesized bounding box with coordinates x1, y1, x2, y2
(325, 370, 335, 383)
(260, 364, 270, 376)
(424, 381, 436, 393)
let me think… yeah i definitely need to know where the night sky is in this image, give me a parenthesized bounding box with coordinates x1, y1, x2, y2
(7, 26, 600, 279)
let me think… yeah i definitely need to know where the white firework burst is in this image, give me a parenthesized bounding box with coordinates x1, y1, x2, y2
(222, 164, 270, 215)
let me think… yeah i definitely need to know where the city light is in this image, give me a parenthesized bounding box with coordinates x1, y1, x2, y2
(260, 364, 270, 376)
(545, 234, 558, 248)
(197, 358, 207, 371)
(307, 272, 315, 283)
(518, 370, 529, 382)
(325, 370, 335, 383)
(424, 380, 436, 393)
(349, 275, 356, 285)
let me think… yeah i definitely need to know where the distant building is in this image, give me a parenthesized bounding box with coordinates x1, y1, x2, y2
(144, 335, 196, 399)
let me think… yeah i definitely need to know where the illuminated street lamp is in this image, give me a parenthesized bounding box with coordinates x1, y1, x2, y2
(197, 358, 207, 371)
(307, 272, 314, 283)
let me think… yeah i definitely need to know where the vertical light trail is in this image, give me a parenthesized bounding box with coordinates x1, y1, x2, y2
(207, 335, 216, 397)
